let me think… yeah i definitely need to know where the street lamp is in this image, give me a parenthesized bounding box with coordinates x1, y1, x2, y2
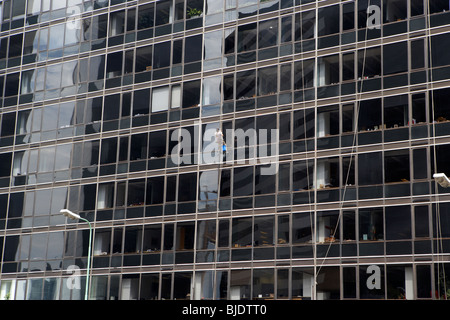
(432, 173, 450, 299)
(433, 173, 450, 188)
(60, 209, 93, 300)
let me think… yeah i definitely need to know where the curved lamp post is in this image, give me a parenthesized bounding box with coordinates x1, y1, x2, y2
(60, 209, 93, 300)
(433, 173, 450, 299)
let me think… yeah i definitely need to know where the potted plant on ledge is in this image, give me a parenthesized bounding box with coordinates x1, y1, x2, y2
(187, 7, 203, 19)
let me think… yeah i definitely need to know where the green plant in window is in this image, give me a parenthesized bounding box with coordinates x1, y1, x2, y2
(4, 292, 10, 300)
(187, 7, 202, 18)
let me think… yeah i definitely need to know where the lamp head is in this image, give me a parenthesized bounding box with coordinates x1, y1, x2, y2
(60, 209, 81, 220)
(433, 173, 450, 188)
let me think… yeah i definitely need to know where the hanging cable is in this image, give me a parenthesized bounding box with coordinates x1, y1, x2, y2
(314, 1, 449, 301)
(308, 5, 318, 299)
(426, 0, 447, 300)
(213, 125, 225, 300)
(315, 0, 375, 283)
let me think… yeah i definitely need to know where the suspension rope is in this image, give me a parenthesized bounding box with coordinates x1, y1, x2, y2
(426, 0, 447, 300)
(315, 0, 374, 284)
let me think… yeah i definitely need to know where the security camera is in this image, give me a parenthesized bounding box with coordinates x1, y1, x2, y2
(433, 173, 450, 188)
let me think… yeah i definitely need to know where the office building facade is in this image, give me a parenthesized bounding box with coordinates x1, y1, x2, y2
(1, 0, 450, 300)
